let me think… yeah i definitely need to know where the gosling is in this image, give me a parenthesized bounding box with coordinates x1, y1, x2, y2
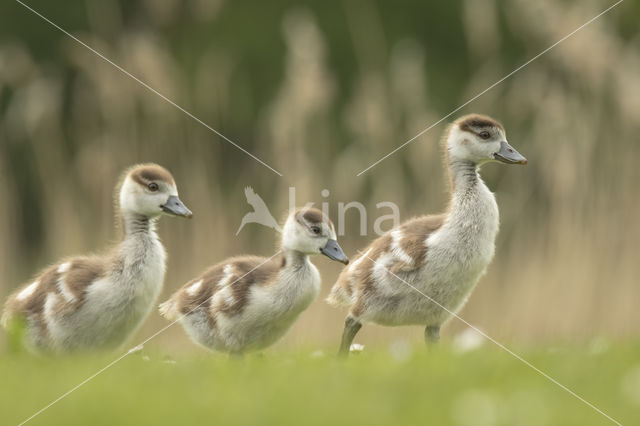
(1, 164, 192, 353)
(327, 114, 527, 355)
(159, 207, 348, 356)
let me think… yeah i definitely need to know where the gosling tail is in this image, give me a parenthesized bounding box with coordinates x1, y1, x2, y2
(158, 298, 180, 322)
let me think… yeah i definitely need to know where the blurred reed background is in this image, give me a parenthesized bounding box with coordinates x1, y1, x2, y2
(0, 0, 638, 353)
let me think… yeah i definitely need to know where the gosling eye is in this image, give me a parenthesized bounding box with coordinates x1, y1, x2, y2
(310, 226, 322, 235)
(148, 182, 159, 192)
(479, 131, 491, 140)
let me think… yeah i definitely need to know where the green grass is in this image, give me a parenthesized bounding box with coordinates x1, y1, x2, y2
(1, 342, 639, 426)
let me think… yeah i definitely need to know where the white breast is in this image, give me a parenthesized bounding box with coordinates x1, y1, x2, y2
(430, 183, 499, 267)
(422, 182, 499, 314)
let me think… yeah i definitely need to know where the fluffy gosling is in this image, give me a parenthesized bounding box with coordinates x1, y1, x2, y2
(1, 164, 192, 353)
(159, 207, 348, 356)
(327, 114, 527, 355)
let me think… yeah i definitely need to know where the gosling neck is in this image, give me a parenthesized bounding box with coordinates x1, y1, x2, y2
(448, 158, 479, 194)
(120, 211, 157, 237)
(280, 249, 309, 271)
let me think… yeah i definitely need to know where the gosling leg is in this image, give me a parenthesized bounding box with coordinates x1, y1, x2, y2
(338, 315, 362, 357)
(424, 325, 440, 347)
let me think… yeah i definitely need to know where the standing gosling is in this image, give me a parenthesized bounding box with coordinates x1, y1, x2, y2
(327, 114, 527, 355)
(1, 164, 192, 353)
(159, 207, 348, 356)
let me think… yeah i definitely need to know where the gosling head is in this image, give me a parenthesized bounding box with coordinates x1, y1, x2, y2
(447, 114, 527, 166)
(281, 207, 349, 264)
(119, 164, 192, 219)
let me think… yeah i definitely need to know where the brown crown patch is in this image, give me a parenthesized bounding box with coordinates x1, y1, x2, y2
(295, 207, 334, 228)
(129, 164, 175, 187)
(456, 114, 504, 134)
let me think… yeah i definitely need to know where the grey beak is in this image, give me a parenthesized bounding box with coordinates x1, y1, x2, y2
(494, 141, 527, 165)
(320, 239, 349, 265)
(161, 195, 193, 218)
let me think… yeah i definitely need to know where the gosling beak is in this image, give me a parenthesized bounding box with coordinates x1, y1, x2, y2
(161, 195, 193, 218)
(320, 239, 349, 265)
(494, 141, 527, 165)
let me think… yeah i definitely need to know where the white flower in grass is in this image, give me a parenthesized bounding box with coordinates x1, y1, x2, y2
(349, 343, 365, 353)
(453, 328, 485, 354)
